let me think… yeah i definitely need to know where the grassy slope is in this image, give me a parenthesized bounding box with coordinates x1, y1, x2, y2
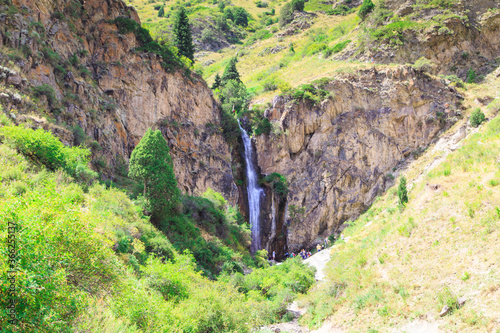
(298, 72, 500, 332)
(0, 124, 316, 332)
(128, 0, 470, 105)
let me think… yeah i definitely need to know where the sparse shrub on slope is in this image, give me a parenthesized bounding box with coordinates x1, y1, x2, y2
(470, 108, 485, 128)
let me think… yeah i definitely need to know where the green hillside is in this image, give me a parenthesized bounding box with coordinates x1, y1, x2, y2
(0, 120, 315, 332)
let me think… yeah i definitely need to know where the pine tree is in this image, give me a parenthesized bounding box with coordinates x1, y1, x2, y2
(129, 129, 180, 223)
(211, 73, 222, 90)
(221, 57, 241, 85)
(397, 176, 408, 206)
(173, 7, 195, 63)
(158, 6, 164, 17)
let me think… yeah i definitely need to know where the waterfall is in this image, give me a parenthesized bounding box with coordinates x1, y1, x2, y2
(238, 121, 263, 253)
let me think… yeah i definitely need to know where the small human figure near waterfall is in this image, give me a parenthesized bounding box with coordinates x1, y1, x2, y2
(272, 251, 276, 260)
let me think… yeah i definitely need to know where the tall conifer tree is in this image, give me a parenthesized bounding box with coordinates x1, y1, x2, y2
(129, 129, 180, 223)
(173, 7, 195, 63)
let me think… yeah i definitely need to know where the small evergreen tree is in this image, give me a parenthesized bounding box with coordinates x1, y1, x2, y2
(221, 57, 241, 85)
(397, 176, 408, 207)
(358, 0, 375, 19)
(173, 7, 195, 63)
(211, 73, 222, 90)
(129, 129, 180, 224)
(158, 6, 165, 17)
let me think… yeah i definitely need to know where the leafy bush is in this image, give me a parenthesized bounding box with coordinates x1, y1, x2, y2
(0, 126, 92, 178)
(261, 172, 289, 199)
(254, 117, 272, 136)
(470, 108, 485, 128)
(358, 0, 375, 19)
(291, 83, 330, 104)
(467, 68, 477, 83)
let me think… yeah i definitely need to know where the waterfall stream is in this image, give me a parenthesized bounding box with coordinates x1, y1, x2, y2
(238, 122, 263, 253)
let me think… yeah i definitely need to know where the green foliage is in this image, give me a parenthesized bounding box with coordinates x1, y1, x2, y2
(358, 0, 375, 19)
(113, 17, 182, 70)
(467, 68, 477, 83)
(470, 108, 485, 128)
(211, 72, 222, 90)
(279, 2, 294, 27)
(397, 176, 408, 206)
(233, 7, 250, 27)
(128, 129, 180, 223)
(261, 173, 289, 199)
(173, 7, 195, 63)
(158, 5, 165, 17)
(292, 0, 305, 11)
(0, 126, 95, 182)
(254, 117, 272, 136)
(291, 83, 330, 104)
(221, 57, 242, 85)
(327, 4, 354, 15)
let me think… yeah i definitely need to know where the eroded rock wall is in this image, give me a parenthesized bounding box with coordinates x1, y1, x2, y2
(0, 0, 236, 200)
(256, 66, 462, 251)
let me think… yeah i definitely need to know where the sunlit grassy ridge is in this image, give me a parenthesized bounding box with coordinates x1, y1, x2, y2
(297, 73, 500, 332)
(0, 123, 316, 332)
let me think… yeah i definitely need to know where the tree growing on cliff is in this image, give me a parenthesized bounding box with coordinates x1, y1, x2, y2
(358, 0, 375, 19)
(398, 176, 408, 207)
(129, 129, 180, 223)
(173, 7, 195, 63)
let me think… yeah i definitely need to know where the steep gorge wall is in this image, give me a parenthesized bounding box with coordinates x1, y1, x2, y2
(0, 0, 237, 199)
(256, 66, 463, 251)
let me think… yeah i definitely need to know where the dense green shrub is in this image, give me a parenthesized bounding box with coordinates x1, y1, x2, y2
(254, 117, 272, 136)
(129, 129, 180, 223)
(470, 108, 485, 128)
(291, 83, 330, 104)
(261, 172, 289, 199)
(0, 126, 92, 178)
(358, 0, 375, 19)
(292, 0, 305, 11)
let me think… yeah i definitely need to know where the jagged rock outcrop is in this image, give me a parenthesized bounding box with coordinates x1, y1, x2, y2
(256, 66, 462, 251)
(0, 0, 237, 200)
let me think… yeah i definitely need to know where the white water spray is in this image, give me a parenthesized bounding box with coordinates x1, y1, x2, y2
(238, 121, 263, 253)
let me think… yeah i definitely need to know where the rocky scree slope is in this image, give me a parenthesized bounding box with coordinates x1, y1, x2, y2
(0, 0, 236, 199)
(256, 66, 463, 251)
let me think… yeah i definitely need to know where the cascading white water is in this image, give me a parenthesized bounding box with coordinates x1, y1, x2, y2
(238, 121, 263, 253)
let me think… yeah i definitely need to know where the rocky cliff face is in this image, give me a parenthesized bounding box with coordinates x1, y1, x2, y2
(256, 66, 462, 251)
(0, 0, 237, 199)
(344, 0, 500, 79)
